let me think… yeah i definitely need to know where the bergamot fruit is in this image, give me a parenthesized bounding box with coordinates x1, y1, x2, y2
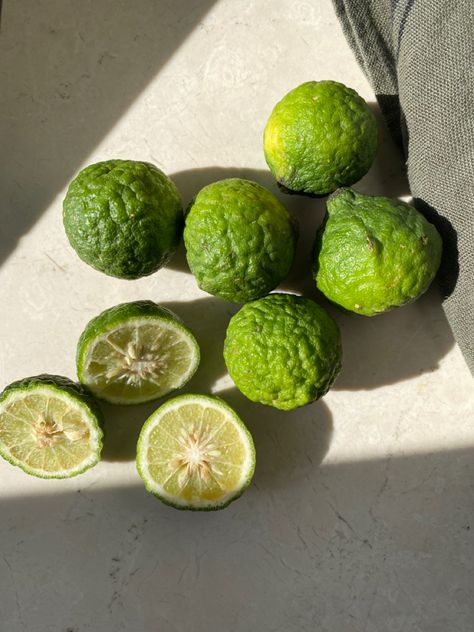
(136, 394, 255, 510)
(183, 178, 297, 303)
(63, 160, 183, 279)
(224, 293, 342, 410)
(313, 188, 443, 315)
(264, 80, 378, 196)
(77, 301, 200, 405)
(0, 375, 103, 478)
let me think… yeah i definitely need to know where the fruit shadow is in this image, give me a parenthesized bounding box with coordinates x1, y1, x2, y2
(332, 287, 456, 390)
(217, 386, 333, 493)
(101, 295, 237, 462)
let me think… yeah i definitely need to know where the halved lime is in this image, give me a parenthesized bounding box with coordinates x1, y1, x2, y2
(77, 301, 200, 405)
(136, 394, 255, 510)
(0, 375, 103, 479)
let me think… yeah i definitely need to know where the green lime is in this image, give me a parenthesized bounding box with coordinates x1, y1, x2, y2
(77, 301, 200, 405)
(136, 394, 255, 510)
(313, 188, 443, 315)
(183, 178, 297, 303)
(63, 160, 183, 279)
(0, 375, 103, 479)
(264, 80, 378, 196)
(224, 293, 342, 410)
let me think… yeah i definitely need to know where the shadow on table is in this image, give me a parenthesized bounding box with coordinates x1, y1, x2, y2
(2, 446, 473, 631)
(0, 0, 217, 267)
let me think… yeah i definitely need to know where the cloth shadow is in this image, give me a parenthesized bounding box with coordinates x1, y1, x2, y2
(2, 447, 472, 631)
(0, 0, 217, 266)
(413, 198, 459, 299)
(360, 101, 410, 199)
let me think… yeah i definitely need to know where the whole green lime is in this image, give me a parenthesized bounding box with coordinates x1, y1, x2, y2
(63, 160, 183, 279)
(313, 188, 443, 315)
(224, 293, 342, 410)
(183, 179, 298, 303)
(263, 80, 378, 196)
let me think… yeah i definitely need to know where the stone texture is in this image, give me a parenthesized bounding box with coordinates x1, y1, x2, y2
(0, 1, 473, 631)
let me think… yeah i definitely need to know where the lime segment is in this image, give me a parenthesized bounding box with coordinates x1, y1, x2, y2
(77, 302, 200, 405)
(0, 375, 103, 479)
(136, 394, 255, 510)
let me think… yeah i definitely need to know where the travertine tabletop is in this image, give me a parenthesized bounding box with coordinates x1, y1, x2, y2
(1, 2, 473, 631)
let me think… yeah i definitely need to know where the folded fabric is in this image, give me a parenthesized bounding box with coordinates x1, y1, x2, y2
(332, 0, 474, 374)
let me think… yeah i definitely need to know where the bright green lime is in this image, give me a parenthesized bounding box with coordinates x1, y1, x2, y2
(183, 178, 297, 303)
(63, 160, 183, 279)
(313, 188, 443, 315)
(0, 375, 103, 479)
(77, 301, 200, 405)
(136, 394, 255, 510)
(264, 80, 378, 196)
(224, 293, 342, 410)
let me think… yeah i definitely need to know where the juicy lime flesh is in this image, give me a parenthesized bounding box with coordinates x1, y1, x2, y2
(140, 401, 253, 507)
(84, 319, 196, 403)
(0, 390, 95, 476)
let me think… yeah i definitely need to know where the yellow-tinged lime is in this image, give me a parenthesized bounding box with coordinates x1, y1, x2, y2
(136, 394, 255, 510)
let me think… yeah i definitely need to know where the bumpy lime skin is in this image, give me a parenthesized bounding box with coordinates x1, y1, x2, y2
(0, 375, 104, 479)
(183, 178, 298, 303)
(76, 300, 200, 402)
(63, 160, 183, 279)
(223, 294, 342, 410)
(264, 80, 378, 196)
(313, 188, 443, 316)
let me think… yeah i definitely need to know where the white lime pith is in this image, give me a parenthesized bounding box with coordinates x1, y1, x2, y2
(0, 383, 102, 479)
(136, 394, 255, 510)
(78, 307, 200, 405)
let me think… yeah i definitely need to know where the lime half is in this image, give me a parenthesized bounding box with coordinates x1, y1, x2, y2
(77, 301, 200, 405)
(136, 394, 255, 510)
(0, 375, 103, 479)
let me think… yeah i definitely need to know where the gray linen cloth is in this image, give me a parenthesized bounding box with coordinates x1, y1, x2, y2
(332, 0, 474, 374)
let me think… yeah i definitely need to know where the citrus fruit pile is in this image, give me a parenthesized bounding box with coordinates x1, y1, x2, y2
(0, 80, 442, 510)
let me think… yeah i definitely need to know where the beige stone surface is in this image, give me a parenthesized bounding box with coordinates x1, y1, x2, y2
(1, 1, 473, 631)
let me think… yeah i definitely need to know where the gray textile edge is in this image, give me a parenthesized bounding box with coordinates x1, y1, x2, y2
(332, 0, 474, 375)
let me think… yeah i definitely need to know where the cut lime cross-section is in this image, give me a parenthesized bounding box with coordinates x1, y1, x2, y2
(0, 375, 103, 479)
(77, 301, 200, 405)
(136, 394, 256, 510)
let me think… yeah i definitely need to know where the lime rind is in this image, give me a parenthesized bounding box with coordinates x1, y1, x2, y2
(313, 188, 443, 315)
(77, 301, 200, 405)
(63, 160, 183, 280)
(263, 80, 378, 196)
(183, 178, 298, 303)
(223, 293, 342, 410)
(0, 375, 103, 479)
(136, 394, 255, 511)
